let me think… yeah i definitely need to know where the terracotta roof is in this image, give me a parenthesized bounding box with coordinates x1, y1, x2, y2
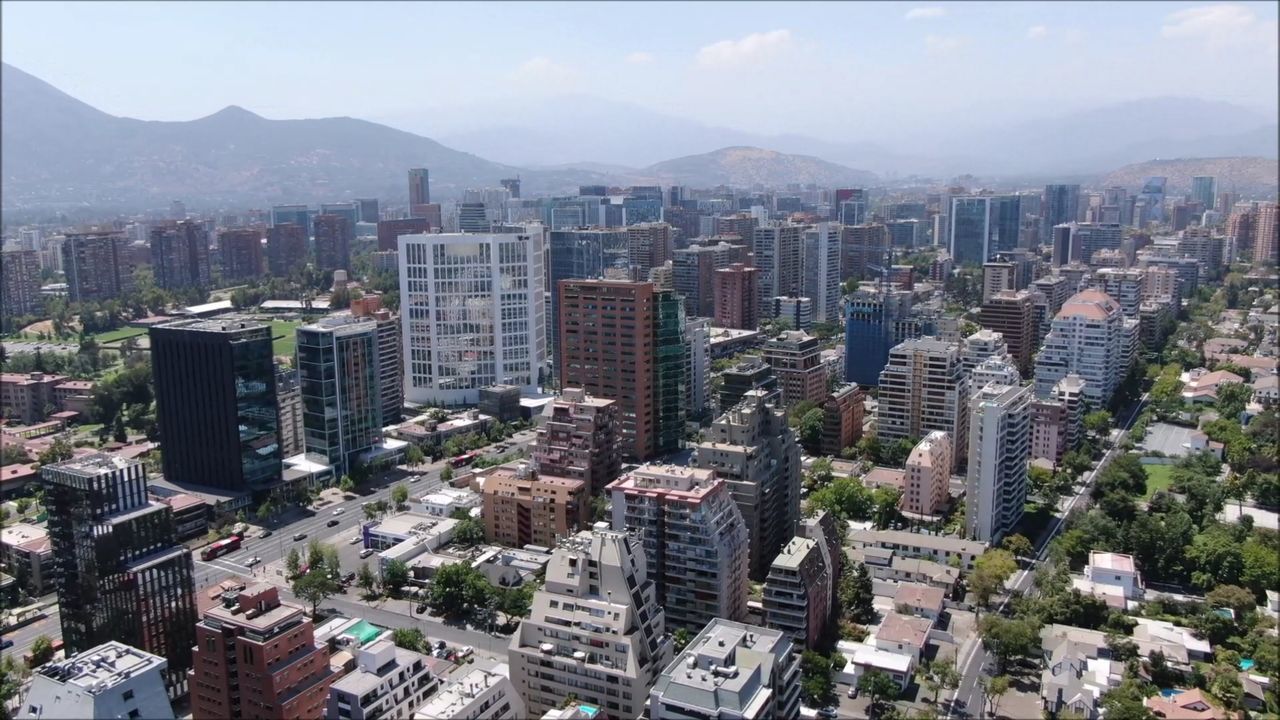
(893, 582, 945, 612)
(0, 463, 38, 485)
(1144, 688, 1227, 720)
(877, 612, 931, 648)
(1056, 290, 1119, 321)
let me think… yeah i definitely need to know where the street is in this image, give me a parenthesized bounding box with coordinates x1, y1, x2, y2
(947, 392, 1149, 719)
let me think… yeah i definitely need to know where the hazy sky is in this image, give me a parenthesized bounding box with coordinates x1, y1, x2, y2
(3, 1, 1277, 143)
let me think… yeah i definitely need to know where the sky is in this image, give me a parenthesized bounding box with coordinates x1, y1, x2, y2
(2, 1, 1277, 144)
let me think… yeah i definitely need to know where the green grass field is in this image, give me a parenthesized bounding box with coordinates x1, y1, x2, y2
(1143, 464, 1175, 500)
(268, 320, 301, 358)
(90, 327, 148, 344)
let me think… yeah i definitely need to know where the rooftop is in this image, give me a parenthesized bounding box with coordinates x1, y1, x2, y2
(44, 452, 137, 478)
(414, 665, 513, 718)
(653, 620, 791, 715)
(36, 641, 166, 692)
(893, 582, 946, 612)
(877, 612, 931, 648)
(1089, 551, 1136, 573)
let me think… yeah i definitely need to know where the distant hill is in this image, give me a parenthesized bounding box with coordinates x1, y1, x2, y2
(1100, 157, 1279, 196)
(0, 62, 575, 209)
(639, 146, 877, 189)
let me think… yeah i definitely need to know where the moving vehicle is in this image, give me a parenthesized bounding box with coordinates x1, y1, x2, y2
(293, 532, 307, 541)
(201, 535, 242, 561)
(450, 451, 480, 468)
(333, 508, 346, 515)
(258, 530, 273, 539)
(243, 556, 261, 567)
(326, 518, 341, 527)
(348, 535, 363, 545)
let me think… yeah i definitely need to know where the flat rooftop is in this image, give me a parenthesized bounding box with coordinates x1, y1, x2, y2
(36, 641, 166, 692)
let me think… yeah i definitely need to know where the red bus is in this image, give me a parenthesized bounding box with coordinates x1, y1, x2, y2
(201, 535, 242, 561)
(450, 451, 479, 468)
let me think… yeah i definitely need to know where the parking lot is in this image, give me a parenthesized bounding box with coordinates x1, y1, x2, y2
(1141, 422, 1199, 457)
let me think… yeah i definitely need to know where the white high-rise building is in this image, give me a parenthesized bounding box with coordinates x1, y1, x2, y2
(509, 525, 672, 719)
(752, 223, 804, 317)
(802, 222, 842, 324)
(1033, 289, 1130, 407)
(960, 329, 1009, 376)
(966, 383, 1031, 544)
(399, 230, 546, 405)
(685, 317, 712, 419)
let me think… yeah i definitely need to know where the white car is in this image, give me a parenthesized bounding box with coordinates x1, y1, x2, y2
(348, 535, 362, 545)
(360, 548, 375, 559)
(333, 507, 346, 516)
(244, 556, 261, 567)
(409, 475, 422, 483)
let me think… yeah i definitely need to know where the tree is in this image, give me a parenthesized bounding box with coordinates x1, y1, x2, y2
(871, 487, 903, 529)
(969, 549, 1018, 610)
(404, 444, 425, 466)
(800, 650, 837, 708)
(454, 517, 486, 547)
(111, 415, 128, 443)
(859, 669, 900, 718)
(338, 474, 356, 493)
(1, 653, 28, 719)
(807, 476, 875, 521)
(1206, 584, 1257, 620)
(1001, 533, 1034, 559)
(426, 563, 493, 619)
(439, 465, 454, 482)
(392, 483, 409, 508)
(979, 675, 1010, 719)
(918, 658, 959, 706)
(357, 562, 377, 597)
(495, 584, 534, 626)
(285, 548, 302, 577)
(363, 502, 381, 521)
(391, 627, 426, 653)
(980, 616, 1041, 673)
(673, 628, 693, 652)
(1215, 382, 1252, 420)
(382, 559, 410, 593)
(839, 563, 876, 624)
(1101, 678, 1157, 720)
(36, 437, 73, 466)
(29, 636, 54, 667)
(798, 407, 825, 452)
(293, 570, 339, 615)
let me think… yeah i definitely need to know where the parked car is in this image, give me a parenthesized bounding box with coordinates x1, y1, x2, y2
(360, 548, 375, 559)
(0, 638, 13, 651)
(293, 532, 307, 541)
(348, 535, 362, 545)
(457, 645, 474, 660)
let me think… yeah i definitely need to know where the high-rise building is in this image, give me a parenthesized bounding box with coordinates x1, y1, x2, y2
(320, 201, 360, 252)
(966, 383, 1031, 544)
(409, 168, 430, 206)
(692, 392, 802, 580)
(960, 329, 1009, 377)
(150, 319, 281, 492)
(558, 279, 685, 461)
(1042, 185, 1081, 242)
(685, 317, 712, 419)
(753, 223, 805, 315)
(876, 338, 969, 471)
(1, 248, 41, 317)
(981, 262, 1016, 302)
(1193, 178, 1218, 217)
(400, 231, 546, 405)
(672, 240, 751, 318)
(23, 642, 175, 720)
(190, 584, 334, 719)
(840, 223, 889, 281)
(482, 461, 589, 548)
(533, 388, 621, 493)
(1034, 290, 1130, 406)
(356, 197, 380, 224)
(713, 263, 760, 330)
(608, 465, 749, 630)
(820, 383, 865, 457)
(762, 330, 828, 410)
(313, 214, 351, 274)
(718, 360, 780, 412)
(509, 526, 673, 719)
(844, 288, 914, 386)
(949, 197, 992, 266)
(1070, 223, 1124, 264)
(350, 295, 403, 425)
(1092, 268, 1145, 317)
(762, 511, 841, 652)
(271, 204, 311, 237)
(979, 290, 1036, 375)
(626, 223, 674, 281)
(297, 316, 383, 476)
(1255, 203, 1279, 266)
(266, 223, 307, 277)
(904, 431, 952, 518)
(802, 222, 842, 324)
(376, 217, 430, 252)
(546, 228, 629, 365)
(1137, 177, 1167, 223)
(42, 454, 197, 697)
(326, 636, 437, 720)
(1030, 397, 1070, 466)
(219, 228, 264, 281)
(276, 365, 305, 457)
(62, 231, 125, 302)
(649, 620, 801, 720)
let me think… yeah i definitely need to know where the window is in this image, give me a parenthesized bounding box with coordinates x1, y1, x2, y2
(122, 690, 135, 702)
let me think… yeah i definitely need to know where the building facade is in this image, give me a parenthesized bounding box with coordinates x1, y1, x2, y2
(903, 431, 952, 518)
(762, 331, 828, 410)
(1033, 290, 1130, 407)
(297, 316, 383, 476)
(966, 383, 1031, 544)
(150, 221, 211, 290)
(62, 232, 125, 302)
(713, 263, 760, 330)
(532, 388, 621, 494)
(219, 228, 264, 281)
(876, 338, 969, 472)
(481, 462, 589, 548)
(266, 223, 308, 277)
(1, 249, 41, 317)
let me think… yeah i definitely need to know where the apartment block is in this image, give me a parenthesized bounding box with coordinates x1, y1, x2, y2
(150, 221, 211, 290)
(350, 295, 404, 425)
(753, 223, 805, 315)
(22, 642, 174, 720)
(219, 228, 264, 281)
(692, 392, 802, 580)
(713, 263, 760, 330)
(276, 366, 305, 458)
(1, 248, 41, 317)
(685, 317, 713, 419)
(648, 620, 801, 720)
(626, 223, 674, 281)
(608, 465, 750, 631)
(533, 388, 621, 494)
(326, 638, 436, 720)
(763, 511, 841, 651)
(762, 331, 828, 410)
(966, 383, 1031, 544)
(673, 240, 750, 317)
(802, 222, 842, 323)
(903, 431, 952, 518)
(509, 526, 672, 719)
(979, 290, 1036, 375)
(481, 462, 588, 549)
(190, 584, 334, 720)
(313, 214, 352, 274)
(875, 338, 969, 472)
(414, 662, 525, 719)
(1034, 290, 1130, 407)
(820, 383, 865, 457)
(62, 232, 125, 302)
(840, 223, 889, 281)
(377, 217, 431, 252)
(297, 315, 383, 476)
(267, 223, 308, 277)
(1092, 268, 1144, 317)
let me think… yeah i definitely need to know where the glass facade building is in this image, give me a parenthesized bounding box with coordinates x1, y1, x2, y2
(297, 316, 382, 475)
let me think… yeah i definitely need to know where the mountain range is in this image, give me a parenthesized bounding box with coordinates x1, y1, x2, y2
(2, 61, 1276, 212)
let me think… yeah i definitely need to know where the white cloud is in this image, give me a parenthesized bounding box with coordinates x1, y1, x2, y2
(1026, 25, 1048, 40)
(696, 29, 794, 69)
(511, 56, 579, 87)
(625, 51, 654, 65)
(905, 6, 946, 20)
(924, 34, 966, 55)
(1161, 4, 1261, 49)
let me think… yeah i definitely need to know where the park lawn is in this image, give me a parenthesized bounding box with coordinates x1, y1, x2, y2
(1143, 464, 1175, 500)
(269, 320, 301, 358)
(91, 326, 148, 344)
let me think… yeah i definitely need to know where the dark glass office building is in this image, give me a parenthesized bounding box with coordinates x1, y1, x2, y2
(150, 318, 281, 492)
(41, 454, 197, 698)
(547, 229, 629, 370)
